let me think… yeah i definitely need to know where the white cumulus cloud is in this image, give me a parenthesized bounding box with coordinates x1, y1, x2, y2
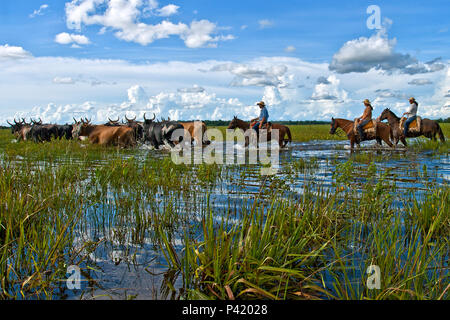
(0, 44, 33, 60)
(64, 0, 233, 48)
(55, 32, 91, 46)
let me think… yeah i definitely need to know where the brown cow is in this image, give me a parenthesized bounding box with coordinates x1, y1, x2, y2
(72, 119, 136, 148)
(181, 121, 211, 146)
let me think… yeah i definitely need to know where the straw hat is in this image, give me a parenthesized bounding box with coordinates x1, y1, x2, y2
(257, 101, 266, 107)
(363, 99, 371, 105)
(409, 97, 416, 102)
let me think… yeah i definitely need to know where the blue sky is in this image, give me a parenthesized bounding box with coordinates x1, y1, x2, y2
(0, 0, 449, 123)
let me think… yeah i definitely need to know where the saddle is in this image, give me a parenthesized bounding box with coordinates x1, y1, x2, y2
(251, 121, 273, 131)
(399, 116, 421, 133)
(353, 119, 377, 138)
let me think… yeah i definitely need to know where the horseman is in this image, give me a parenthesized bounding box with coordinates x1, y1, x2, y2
(356, 99, 373, 141)
(250, 101, 269, 137)
(402, 97, 418, 137)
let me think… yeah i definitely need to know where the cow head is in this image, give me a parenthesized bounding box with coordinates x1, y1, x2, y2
(7, 119, 24, 135)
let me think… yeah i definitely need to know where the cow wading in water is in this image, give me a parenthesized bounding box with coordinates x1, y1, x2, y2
(143, 113, 185, 149)
(72, 118, 136, 148)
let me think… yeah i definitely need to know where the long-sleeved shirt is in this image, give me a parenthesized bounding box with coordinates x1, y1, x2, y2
(360, 105, 372, 121)
(405, 103, 418, 118)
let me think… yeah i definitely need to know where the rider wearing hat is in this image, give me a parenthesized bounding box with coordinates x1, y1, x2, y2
(356, 99, 373, 141)
(251, 101, 269, 136)
(402, 97, 418, 137)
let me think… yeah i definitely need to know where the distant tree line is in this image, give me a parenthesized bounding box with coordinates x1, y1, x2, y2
(203, 120, 331, 126)
(1, 117, 449, 130)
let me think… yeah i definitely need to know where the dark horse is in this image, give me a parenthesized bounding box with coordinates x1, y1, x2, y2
(228, 116, 292, 148)
(378, 108, 445, 147)
(330, 118, 393, 150)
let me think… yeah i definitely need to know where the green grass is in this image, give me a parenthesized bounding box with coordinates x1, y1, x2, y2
(0, 128, 448, 300)
(210, 124, 346, 142)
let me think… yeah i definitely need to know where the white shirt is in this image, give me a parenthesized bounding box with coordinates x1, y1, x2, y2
(405, 102, 418, 118)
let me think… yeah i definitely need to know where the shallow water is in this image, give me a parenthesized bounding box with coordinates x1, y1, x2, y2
(49, 140, 448, 299)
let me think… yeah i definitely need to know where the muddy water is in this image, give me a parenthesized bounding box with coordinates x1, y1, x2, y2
(66, 140, 448, 300)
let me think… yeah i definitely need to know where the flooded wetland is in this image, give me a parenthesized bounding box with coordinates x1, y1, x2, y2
(0, 125, 448, 300)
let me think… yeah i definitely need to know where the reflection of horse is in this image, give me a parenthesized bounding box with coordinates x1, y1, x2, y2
(378, 108, 445, 147)
(227, 116, 292, 148)
(330, 117, 393, 150)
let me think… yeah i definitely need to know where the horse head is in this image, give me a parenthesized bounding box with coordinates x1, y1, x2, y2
(228, 116, 239, 130)
(329, 117, 337, 135)
(378, 108, 395, 122)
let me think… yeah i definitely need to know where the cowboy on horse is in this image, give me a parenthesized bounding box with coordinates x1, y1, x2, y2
(356, 99, 373, 142)
(402, 97, 418, 137)
(250, 101, 269, 137)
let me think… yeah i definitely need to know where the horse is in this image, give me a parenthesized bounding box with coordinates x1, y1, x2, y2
(227, 116, 292, 148)
(378, 108, 445, 147)
(329, 117, 393, 150)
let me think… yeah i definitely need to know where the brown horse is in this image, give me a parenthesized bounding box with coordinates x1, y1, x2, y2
(378, 108, 445, 147)
(227, 116, 292, 148)
(329, 117, 393, 150)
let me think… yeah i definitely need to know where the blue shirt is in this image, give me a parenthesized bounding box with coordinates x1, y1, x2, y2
(259, 107, 269, 122)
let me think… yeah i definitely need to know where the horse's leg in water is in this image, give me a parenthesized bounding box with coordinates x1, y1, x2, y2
(382, 135, 393, 148)
(400, 136, 407, 147)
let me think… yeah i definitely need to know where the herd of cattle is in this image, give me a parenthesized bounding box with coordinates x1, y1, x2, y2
(7, 114, 211, 149)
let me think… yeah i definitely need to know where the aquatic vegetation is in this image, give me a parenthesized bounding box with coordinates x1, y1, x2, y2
(0, 128, 448, 300)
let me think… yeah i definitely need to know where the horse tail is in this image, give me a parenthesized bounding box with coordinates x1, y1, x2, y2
(437, 123, 445, 142)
